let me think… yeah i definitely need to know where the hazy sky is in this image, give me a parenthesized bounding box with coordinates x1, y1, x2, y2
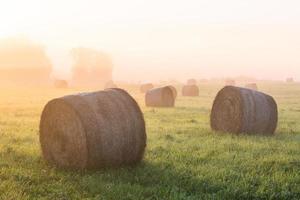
(0, 0, 299, 81)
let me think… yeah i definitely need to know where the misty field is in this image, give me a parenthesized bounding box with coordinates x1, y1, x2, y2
(0, 83, 299, 200)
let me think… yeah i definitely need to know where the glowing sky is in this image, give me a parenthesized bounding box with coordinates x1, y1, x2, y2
(0, 0, 299, 81)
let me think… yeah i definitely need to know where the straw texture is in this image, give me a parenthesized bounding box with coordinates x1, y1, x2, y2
(40, 88, 146, 169)
(210, 86, 278, 135)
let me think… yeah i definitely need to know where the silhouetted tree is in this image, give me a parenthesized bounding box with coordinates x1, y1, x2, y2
(71, 47, 113, 86)
(0, 37, 52, 85)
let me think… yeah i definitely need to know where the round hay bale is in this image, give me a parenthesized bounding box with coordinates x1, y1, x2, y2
(245, 83, 258, 90)
(104, 80, 117, 89)
(187, 79, 197, 85)
(140, 83, 154, 93)
(166, 85, 177, 99)
(210, 86, 278, 135)
(39, 88, 146, 169)
(54, 80, 68, 88)
(225, 79, 236, 86)
(182, 85, 199, 97)
(145, 86, 175, 107)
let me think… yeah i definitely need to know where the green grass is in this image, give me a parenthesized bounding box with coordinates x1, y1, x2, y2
(0, 83, 299, 199)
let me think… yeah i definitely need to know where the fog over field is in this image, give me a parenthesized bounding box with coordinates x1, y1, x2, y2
(0, 0, 299, 82)
(1, 1, 300, 199)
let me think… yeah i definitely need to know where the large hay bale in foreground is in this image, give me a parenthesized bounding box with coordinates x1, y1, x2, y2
(245, 83, 258, 90)
(182, 85, 199, 96)
(187, 79, 197, 85)
(145, 86, 175, 107)
(140, 83, 154, 93)
(210, 86, 277, 135)
(39, 88, 146, 169)
(54, 80, 68, 88)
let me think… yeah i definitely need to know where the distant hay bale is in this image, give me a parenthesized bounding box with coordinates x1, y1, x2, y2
(182, 85, 199, 96)
(104, 80, 117, 89)
(145, 86, 175, 107)
(245, 83, 258, 90)
(210, 86, 278, 135)
(54, 80, 68, 89)
(167, 85, 177, 99)
(140, 83, 154, 93)
(225, 79, 236, 86)
(187, 79, 197, 85)
(286, 77, 294, 83)
(39, 88, 146, 169)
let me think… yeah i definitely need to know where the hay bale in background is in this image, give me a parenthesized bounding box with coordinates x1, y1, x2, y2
(187, 79, 197, 85)
(145, 86, 175, 107)
(166, 85, 177, 99)
(286, 77, 294, 83)
(54, 80, 68, 89)
(140, 83, 154, 93)
(104, 80, 117, 89)
(225, 79, 236, 86)
(245, 83, 258, 90)
(210, 86, 277, 135)
(39, 88, 146, 169)
(182, 85, 199, 96)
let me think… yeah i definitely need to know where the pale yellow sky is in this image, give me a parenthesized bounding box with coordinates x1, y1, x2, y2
(0, 0, 299, 81)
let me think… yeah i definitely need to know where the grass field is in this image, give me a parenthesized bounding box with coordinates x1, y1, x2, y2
(0, 82, 299, 199)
